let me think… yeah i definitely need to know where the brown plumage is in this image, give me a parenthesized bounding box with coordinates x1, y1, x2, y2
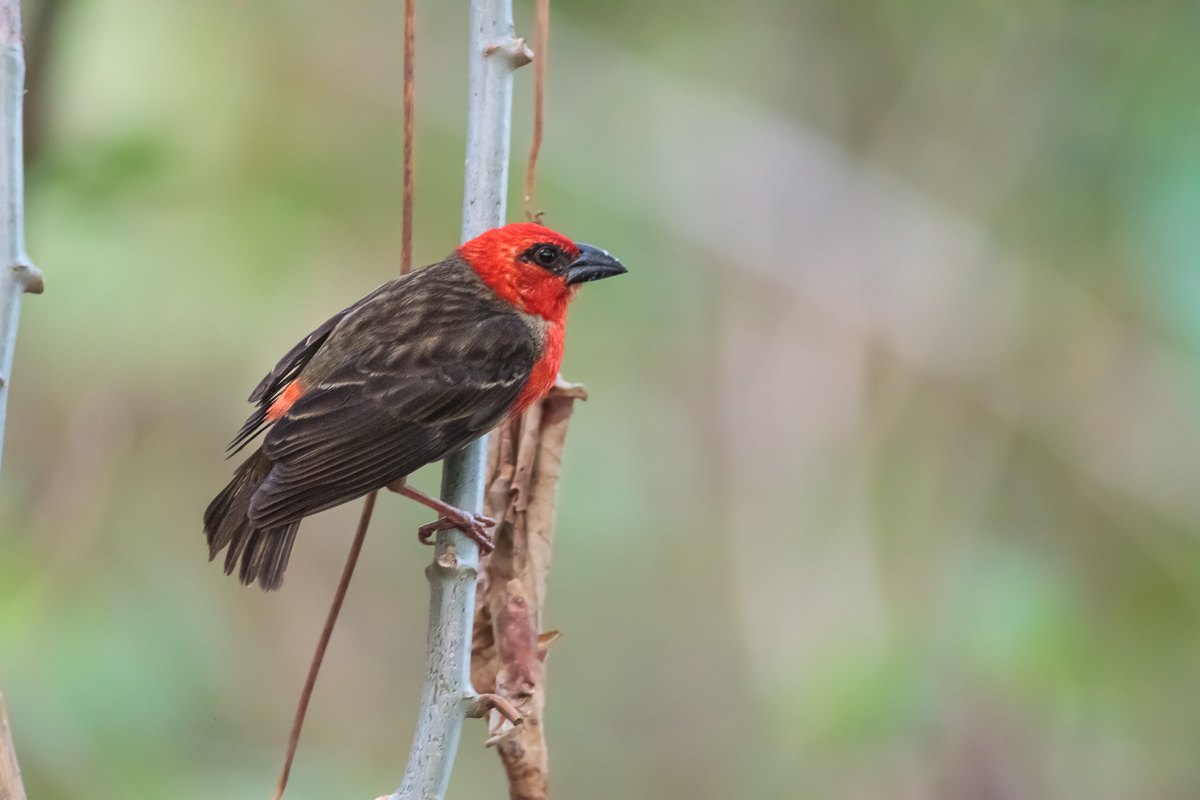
(204, 224, 625, 590)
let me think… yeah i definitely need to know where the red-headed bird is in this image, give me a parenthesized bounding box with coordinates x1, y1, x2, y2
(204, 223, 626, 590)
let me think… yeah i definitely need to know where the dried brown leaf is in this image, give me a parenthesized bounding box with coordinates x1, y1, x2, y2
(470, 377, 586, 800)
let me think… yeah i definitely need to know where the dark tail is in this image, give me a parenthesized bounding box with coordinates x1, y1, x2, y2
(203, 448, 300, 591)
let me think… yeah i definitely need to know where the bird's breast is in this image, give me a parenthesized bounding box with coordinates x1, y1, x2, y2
(510, 322, 564, 416)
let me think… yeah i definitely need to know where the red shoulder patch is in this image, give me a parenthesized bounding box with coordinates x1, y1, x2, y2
(267, 380, 305, 422)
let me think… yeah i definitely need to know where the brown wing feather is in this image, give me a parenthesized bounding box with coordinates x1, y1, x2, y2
(227, 280, 399, 455)
(246, 262, 539, 529)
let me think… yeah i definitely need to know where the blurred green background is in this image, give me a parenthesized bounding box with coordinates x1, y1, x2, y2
(2, 0, 1200, 797)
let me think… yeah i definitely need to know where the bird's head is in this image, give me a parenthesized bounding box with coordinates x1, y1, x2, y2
(458, 223, 627, 322)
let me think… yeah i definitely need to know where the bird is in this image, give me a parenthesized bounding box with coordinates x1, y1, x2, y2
(203, 222, 626, 590)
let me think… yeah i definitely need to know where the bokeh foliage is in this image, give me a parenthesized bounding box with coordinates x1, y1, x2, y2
(1, 1, 1199, 798)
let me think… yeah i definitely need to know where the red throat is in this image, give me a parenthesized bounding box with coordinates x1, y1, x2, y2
(510, 325, 564, 415)
(457, 223, 581, 323)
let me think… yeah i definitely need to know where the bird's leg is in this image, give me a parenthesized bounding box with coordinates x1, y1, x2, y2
(387, 477, 497, 553)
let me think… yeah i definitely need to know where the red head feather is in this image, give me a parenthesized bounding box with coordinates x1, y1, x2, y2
(457, 223, 583, 322)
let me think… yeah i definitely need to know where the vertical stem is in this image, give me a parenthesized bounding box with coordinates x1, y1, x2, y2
(400, 0, 415, 277)
(272, 492, 376, 800)
(460, 0, 518, 243)
(391, 0, 524, 797)
(0, 0, 42, 489)
(277, 3, 420, 795)
(393, 453, 486, 800)
(0, 5, 37, 799)
(523, 0, 547, 222)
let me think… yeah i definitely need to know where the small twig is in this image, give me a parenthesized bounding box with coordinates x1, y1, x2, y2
(523, 0, 548, 223)
(277, 1, 419, 795)
(0, 684, 26, 800)
(272, 491, 376, 800)
(400, 0, 415, 276)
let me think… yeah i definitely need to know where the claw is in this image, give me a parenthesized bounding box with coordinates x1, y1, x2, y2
(391, 478, 497, 553)
(465, 514, 496, 554)
(416, 512, 496, 553)
(417, 519, 445, 545)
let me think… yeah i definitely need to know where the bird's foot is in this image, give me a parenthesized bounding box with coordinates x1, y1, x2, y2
(389, 477, 497, 553)
(416, 511, 496, 553)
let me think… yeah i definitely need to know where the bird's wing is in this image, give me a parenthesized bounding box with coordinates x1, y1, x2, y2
(247, 310, 538, 528)
(227, 279, 401, 455)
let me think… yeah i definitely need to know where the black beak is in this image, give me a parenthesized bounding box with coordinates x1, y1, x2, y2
(565, 244, 627, 285)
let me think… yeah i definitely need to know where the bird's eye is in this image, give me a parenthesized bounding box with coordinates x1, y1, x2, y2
(532, 245, 558, 267)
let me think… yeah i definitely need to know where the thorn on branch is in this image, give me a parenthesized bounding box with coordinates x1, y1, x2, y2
(536, 630, 562, 660)
(14, 262, 42, 294)
(435, 547, 459, 571)
(484, 37, 534, 68)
